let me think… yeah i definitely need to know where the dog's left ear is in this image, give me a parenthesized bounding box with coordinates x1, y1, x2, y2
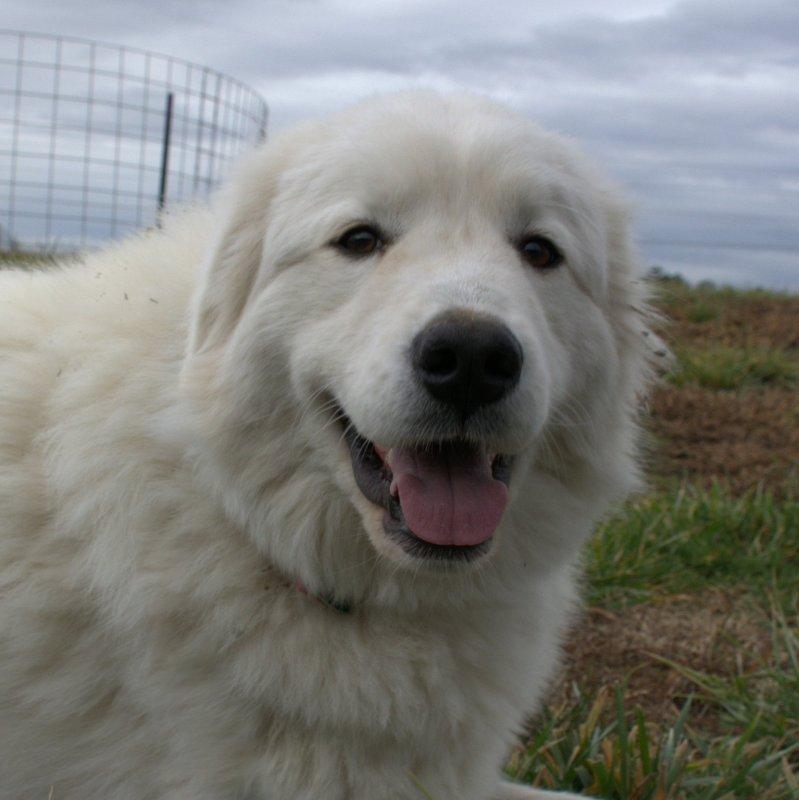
(186, 142, 292, 356)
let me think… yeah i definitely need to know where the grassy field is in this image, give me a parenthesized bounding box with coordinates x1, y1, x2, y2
(3, 252, 797, 797)
(507, 276, 799, 799)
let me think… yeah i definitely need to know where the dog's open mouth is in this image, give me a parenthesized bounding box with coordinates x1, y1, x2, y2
(338, 407, 513, 562)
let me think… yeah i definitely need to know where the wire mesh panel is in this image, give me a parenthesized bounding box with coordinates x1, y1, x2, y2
(0, 30, 268, 252)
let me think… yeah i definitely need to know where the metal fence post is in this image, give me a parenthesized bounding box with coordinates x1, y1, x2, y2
(157, 91, 174, 218)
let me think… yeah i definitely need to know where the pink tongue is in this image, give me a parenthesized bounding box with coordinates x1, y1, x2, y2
(385, 444, 508, 547)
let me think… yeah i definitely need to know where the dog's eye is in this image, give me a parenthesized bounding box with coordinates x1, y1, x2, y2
(336, 225, 384, 257)
(519, 236, 562, 269)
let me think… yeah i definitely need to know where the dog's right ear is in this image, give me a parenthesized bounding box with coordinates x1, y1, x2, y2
(187, 145, 287, 356)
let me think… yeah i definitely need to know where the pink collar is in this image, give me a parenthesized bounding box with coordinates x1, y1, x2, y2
(295, 580, 351, 615)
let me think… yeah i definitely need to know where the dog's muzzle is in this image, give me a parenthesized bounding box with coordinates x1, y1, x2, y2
(339, 406, 514, 562)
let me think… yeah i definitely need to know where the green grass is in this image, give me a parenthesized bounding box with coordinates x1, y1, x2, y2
(668, 345, 798, 390)
(507, 689, 696, 799)
(586, 483, 799, 609)
(507, 674, 799, 799)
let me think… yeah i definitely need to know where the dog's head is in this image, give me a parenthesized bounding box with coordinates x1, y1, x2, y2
(182, 92, 653, 587)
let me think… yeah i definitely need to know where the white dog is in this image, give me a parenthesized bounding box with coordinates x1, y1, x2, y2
(0, 91, 652, 799)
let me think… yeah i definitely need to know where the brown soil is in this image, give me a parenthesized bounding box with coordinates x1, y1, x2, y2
(647, 383, 799, 496)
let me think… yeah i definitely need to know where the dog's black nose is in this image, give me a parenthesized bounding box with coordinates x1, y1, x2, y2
(411, 311, 523, 419)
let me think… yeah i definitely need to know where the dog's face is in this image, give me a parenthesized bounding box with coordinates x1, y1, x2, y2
(185, 93, 648, 578)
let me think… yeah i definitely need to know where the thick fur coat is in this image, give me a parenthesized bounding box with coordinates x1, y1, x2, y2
(0, 92, 653, 800)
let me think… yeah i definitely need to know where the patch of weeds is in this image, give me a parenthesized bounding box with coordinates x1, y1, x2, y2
(507, 681, 799, 799)
(507, 687, 694, 799)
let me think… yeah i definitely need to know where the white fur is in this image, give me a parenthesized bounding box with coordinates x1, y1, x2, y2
(0, 92, 653, 799)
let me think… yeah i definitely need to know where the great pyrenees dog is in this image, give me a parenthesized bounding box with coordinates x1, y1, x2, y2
(0, 91, 653, 799)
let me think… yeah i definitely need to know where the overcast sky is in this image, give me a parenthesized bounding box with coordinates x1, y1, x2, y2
(3, 0, 798, 289)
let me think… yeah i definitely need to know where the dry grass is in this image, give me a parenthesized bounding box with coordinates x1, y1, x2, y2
(654, 278, 799, 352)
(555, 590, 773, 732)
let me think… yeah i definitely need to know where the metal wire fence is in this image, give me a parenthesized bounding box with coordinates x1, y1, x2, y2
(0, 29, 269, 252)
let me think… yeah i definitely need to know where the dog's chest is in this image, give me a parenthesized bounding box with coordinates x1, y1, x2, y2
(236, 599, 545, 761)
(231, 604, 545, 800)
